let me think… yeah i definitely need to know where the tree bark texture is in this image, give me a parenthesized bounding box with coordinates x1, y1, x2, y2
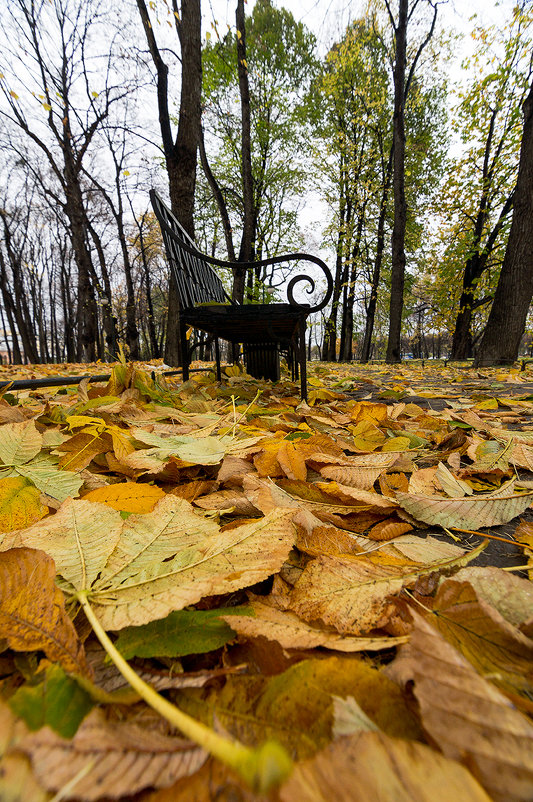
(475, 81, 533, 366)
(234, 0, 254, 302)
(385, 0, 407, 364)
(137, 0, 202, 366)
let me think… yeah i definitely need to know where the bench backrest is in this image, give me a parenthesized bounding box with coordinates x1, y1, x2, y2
(150, 190, 229, 308)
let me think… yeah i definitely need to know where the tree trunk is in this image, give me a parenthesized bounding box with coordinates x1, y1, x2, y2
(234, 0, 254, 303)
(385, 0, 407, 364)
(137, 0, 202, 366)
(361, 148, 393, 362)
(475, 80, 533, 366)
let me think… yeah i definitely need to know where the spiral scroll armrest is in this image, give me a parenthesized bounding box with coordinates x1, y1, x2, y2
(150, 190, 334, 313)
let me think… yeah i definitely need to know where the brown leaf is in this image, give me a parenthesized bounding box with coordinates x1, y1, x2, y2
(396, 488, 533, 529)
(452, 566, 533, 629)
(366, 519, 413, 541)
(18, 708, 207, 800)
(220, 599, 407, 652)
(0, 547, 89, 675)
(192, 489, 260, 516)
(276, 441, 307, 481)
(279, 731, 492, 802)
(428, 578, 533, 702)
(313, 481, 399, 512)
(216, 455, 254, 486)
(287, 540, 477, 635)
(388, 611, 533, 802)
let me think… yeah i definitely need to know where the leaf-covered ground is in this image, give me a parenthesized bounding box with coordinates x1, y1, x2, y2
(0, 357, 532, 801)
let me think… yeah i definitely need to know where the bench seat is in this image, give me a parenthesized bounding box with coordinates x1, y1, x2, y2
(150, 190, 333, 399)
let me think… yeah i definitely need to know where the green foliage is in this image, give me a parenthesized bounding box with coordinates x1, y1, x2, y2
(424, 4, 533, 335)
(114, 606, 253, 659)
(201, 0, 319, 262)
(9, 664, 93, 738)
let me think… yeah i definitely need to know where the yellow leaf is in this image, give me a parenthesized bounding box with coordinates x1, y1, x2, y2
(0, 547, 89, 675)
(83, 483, 165, 513)
(66, 415, 105, 431)
(123, 170, 130, 176)
(350, 401, 388, 425)
(276, 441, 307, 481)
(0, 477, 47, 534)
(91, 91, 99, 98)
(350, 420, 386, 451)
(381, 436, 411, 452)
(9, 90, 18, 99)
(42, 102, 51, 111)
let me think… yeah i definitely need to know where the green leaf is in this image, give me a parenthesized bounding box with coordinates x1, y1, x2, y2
(9, 664, 93, 738)
(15, 457, 83, 502)
(0, 421, 42, 467)
(114, 606, 253, 659)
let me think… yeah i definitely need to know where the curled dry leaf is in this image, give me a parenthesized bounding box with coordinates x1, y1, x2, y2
(388, 610, 533, 802)
(17, 708, 207, 801)
(219, 599, 408, 652)
(192, 489, 260, 516)
(396, 487, 533, 529)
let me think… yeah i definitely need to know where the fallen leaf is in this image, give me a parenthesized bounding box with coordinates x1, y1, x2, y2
(396, 488, 533, 529)
(219, 599, 407, 652)
(388, 610, 533, 801)
(0, 477, 47, 535)
(193, 656, 421, 760)
(279, 731, 492, 802)
(287, 541, 482, 635)
(114, 607, 251, 659)
(9, 663, 93, 737)
(0, 547, 88, 674)
(18, 707, 207, 800)
(15, 494, 295, 630)
(83, 482, 165, 513)
(428, 577, 533, 701)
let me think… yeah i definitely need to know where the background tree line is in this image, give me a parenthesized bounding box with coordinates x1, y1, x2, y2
(0, 0, 531, 367)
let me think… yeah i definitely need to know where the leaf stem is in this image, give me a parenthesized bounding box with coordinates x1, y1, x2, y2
(77, 592, 291, 792)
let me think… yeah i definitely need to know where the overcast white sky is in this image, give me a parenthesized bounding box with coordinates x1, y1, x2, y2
(201, 0, 513, 58)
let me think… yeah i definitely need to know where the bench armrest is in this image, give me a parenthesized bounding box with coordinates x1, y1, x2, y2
(197, 250, 333, 314)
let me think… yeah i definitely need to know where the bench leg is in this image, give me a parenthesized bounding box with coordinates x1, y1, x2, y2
(215, 337, 221, 382)
(179, 319, 190, 382)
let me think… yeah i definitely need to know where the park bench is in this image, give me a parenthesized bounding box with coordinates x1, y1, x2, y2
(150, 190, 333, 400)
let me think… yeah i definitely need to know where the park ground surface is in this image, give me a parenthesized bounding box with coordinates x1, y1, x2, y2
(0, 357, 532, 801)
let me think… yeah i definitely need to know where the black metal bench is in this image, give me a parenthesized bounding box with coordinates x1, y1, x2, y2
(150, 190, 333, 400)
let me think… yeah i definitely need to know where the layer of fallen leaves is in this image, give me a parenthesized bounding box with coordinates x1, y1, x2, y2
(1, 357, 533, 801)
